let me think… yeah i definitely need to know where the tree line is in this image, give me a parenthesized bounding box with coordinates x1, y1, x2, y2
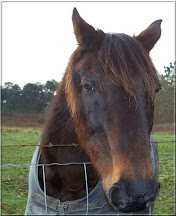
(154, 62, 175, 123)
(1, 80, 58, 113)
(1, 63, 175, 123)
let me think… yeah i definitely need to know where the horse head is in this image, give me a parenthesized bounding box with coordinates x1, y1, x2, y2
(64, 8, 161, 212)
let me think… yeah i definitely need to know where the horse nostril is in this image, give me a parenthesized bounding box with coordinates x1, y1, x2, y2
(109, 186, 126, 209)
(109, 186, 147, 213)
(144, 183, 160, 203)
(108, 179, 160, 212)
(132, 193, 146, 199)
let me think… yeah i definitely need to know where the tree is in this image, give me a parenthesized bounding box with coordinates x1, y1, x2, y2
(43, 80, 58, 107)
(163, 62, 175, 87)
(154, 62, 175, 123)
(44, 80, 58, 94)
(1, 80, 58, 114)
(1, 83, 22, 112)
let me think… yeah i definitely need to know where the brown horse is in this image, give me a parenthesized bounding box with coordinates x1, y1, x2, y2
(38, 8, 161, 214)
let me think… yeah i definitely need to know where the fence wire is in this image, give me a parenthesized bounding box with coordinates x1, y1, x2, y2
(1, 161, 91, 215)
(1, 140, 175, 215)
(1, 140, 175, 148)
(1, 157, 175, 215)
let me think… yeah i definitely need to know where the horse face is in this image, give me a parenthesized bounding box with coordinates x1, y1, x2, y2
(65, 8, 162, 212)
(75, 57, 160, 212)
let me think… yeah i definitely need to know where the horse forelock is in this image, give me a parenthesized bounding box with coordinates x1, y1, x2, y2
(98, 33, 160, 100)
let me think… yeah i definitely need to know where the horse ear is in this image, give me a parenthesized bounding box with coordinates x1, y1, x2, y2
(72, 8, 104, 49)
(135, 20, 162, 52)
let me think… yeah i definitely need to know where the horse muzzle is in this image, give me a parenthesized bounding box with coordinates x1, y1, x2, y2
(108, 178, 160, 213)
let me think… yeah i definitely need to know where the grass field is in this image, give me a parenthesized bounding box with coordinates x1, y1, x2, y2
(1, 126, 175, 215)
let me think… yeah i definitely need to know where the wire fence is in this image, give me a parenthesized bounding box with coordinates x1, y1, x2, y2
(1, 140, 175, 149)
(1, 140, 175, 215)
(1, 142, 91, 215)
(2, 160, 91, 215)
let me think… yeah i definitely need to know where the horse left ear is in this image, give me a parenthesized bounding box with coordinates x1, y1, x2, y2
(72, 8, 105, 50)
(135, 20, 162, 52)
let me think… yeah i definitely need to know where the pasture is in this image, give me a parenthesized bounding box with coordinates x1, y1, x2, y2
(1, 126, 175, 215)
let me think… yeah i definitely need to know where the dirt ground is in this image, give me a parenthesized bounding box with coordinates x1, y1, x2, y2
(1, 113, 45, 128)
(1, 113, 174, 132)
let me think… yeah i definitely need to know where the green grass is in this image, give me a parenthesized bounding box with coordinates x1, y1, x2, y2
(151, 132, 175, 215)
(1, 127, 41, 215)
(1, 127, 175, 215)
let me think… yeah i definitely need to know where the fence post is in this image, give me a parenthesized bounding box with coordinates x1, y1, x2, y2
(42, 164, 48, 215)
(84, 163, 89, 215)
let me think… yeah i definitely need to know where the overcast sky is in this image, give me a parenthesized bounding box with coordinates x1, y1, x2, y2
(2, 1, 175, 87)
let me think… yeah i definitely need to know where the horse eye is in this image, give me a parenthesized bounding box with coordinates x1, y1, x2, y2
(155, 83, 162, 93)
(83, 84, 94, 91)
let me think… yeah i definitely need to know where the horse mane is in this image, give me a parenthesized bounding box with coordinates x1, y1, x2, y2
(98, 33, 160, 100)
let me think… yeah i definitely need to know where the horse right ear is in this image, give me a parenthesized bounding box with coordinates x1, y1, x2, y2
(72, 8, 105, 50)
(135, 20, 162, 52)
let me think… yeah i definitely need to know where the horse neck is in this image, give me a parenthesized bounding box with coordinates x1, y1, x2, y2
(40, 86, 88, 162)
(39, 87, 99, 200)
